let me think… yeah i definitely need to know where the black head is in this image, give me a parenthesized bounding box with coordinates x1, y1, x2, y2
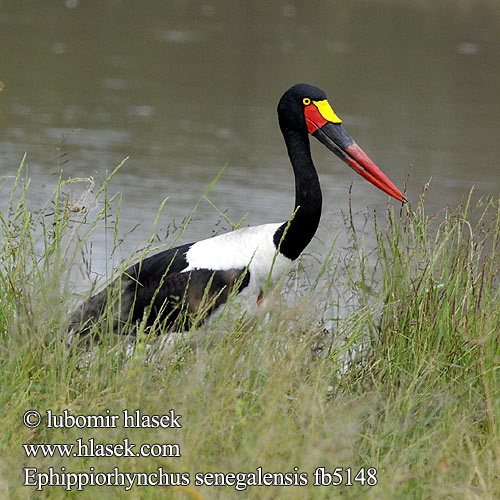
(277, 83, 329, 133)
(276, 83, 407, 202)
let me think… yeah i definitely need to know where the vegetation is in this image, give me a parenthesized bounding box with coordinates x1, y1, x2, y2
(1, 158, 498, 499)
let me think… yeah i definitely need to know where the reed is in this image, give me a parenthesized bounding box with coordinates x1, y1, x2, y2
(0, 159, 498, 499)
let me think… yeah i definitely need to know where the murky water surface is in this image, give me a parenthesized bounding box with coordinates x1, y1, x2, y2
(1, 1, 499, 273)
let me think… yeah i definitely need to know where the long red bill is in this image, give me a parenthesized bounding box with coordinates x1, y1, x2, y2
(311, 121, 406, 203)
(344, 143, 407, 202)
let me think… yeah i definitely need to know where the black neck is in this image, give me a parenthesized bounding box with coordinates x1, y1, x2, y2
(273, 128, 322, 260)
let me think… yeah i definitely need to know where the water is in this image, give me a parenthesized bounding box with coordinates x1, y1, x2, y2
(1, 0, 499, 273)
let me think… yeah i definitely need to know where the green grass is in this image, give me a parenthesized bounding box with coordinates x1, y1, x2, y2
(0, 159, 498, 499)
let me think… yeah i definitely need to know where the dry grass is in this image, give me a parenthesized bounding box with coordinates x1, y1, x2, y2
(0, 159, 498, 499)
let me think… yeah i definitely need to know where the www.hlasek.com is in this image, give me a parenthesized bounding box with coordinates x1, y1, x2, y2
(23, 438, 180, 459)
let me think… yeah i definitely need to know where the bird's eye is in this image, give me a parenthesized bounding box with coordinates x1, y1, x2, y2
(302, 98, 311, 106)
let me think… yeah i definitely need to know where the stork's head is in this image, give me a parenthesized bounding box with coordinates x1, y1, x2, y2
(278, 83, 406, 202)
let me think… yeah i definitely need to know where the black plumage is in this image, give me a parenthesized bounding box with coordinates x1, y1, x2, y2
(69, 83, 405, 339)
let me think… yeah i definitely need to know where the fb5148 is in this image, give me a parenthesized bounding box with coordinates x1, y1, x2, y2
(313, 467, 378, 486)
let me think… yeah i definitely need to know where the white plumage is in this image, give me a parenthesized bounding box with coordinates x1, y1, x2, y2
(182, 223, 291, 296)
(70, 83, 405, 337)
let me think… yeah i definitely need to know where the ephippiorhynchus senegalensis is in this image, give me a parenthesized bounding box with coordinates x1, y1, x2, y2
(70, 83, 406, 336)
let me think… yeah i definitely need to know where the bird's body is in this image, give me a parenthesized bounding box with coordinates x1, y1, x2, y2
(183, 222, 288, 292)
(70, 83, 405, 337)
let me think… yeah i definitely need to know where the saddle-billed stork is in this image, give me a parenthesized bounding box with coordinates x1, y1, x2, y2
(70, 83, 405, 337)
